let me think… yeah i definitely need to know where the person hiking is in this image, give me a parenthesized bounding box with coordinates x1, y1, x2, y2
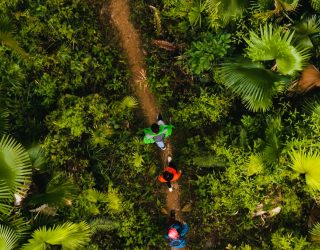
(143, 113, 174, 150)
(158, 156, 182, 192)
(165, 210, 189, 248)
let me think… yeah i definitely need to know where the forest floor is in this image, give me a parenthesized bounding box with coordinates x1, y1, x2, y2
(100, 0, 185, 248)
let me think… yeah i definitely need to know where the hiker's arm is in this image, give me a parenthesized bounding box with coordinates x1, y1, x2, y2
(180, 223, 189, 237)
(145, 134, 153, 139)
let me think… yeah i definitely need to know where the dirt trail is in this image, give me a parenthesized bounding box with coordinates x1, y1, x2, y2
(103, 0, 184, 246)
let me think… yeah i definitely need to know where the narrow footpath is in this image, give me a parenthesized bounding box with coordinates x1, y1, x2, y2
(100, 0, 185, 248)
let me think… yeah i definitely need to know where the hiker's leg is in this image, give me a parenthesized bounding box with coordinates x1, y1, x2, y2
(157, 120, 165, 126)
(168, 210, 176, 226)
(155, 141, 165, 149)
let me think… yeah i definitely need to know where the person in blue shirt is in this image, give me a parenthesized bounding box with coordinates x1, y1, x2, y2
(165, 220, 189, 248)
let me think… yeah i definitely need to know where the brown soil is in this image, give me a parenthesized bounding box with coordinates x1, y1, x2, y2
(102, 0, 185, 249)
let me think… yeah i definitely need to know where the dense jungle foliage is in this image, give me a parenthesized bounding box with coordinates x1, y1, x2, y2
(1, 0, 320, 249)
(131, 0, 320, 249)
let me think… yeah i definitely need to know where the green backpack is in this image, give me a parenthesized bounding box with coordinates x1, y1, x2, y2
(143, 125, 174, 144)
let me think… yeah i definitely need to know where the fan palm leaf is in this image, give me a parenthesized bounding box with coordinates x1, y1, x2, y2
(0, 135, 31, 215)
(0, 109, 9, 137)
(27, 173, 77, 208)
(310, 0, 320, 11)
(304, 96, 320, 116)
(263, 116, 283, 165)
(0, 135, 32, 192)
(289, 148, 320, 190)
(252, 0, 299, 20)
(245, 24, 310, 75)
(21, 221, 92, 250)
(109, 96, 138, 116)
(205, 0, 247, 27)
(27, 145, 46, 170)
(0, 214, 30, 239)
(294, 16, 320, 49)
(188, 0, 206, 27)
(84, 188, 108, 203)
(106, 184, 123, 214)
(303, 96, 320, 128)
(247, 153, 264, 176)
(0, 224, 18, 250)
(274, 0, 299, 13)
(220, 61, 290, 112)
(0, 181, 12, 215)
(310, 222, 320, 242)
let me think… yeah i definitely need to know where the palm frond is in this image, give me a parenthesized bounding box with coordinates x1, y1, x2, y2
(263, 116, 283, 164)
(120, 96, 138, 109)
(304, 95, 320, 117)
(294, 15, 320, 48)
(246, 24, 310, 75)
(90, 124, 113, 147)
(274, 0, 299, 13)
(251, 0, 274, 11)
(22, 221, 92, 250)
(0, 109, 9, 137)
(106, 184, 123, 213)
(27, 145, 46, 170)
(295, 15, 320, 36)
(289, 148, 320, 190)
(205, 0, 221, 29)
(84, 189, 108, 203)
(247, 153, 264, 176)
(219, 61, 290, 112)
(310, 222, 320, 242)
(0, 214, 30, 239)
(188, 0, 206, 27)
(303, 96, 320, 132)
(27, 173, 77, 208)
(132, 152, 144, 172)
(0, 135, 32, 192)
(0, 180, 12, 215)
(109, 96, 138, 116)
(205, 0, 247, 27)
(310, 0, 320, 12)
(0, 15, 28, 59)
(0, 224, 18, 250)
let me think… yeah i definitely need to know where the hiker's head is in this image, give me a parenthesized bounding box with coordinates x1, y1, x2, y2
(168, 228, 179, 239)
(151, 123, 160, 133)
(163, 171, 174, 181)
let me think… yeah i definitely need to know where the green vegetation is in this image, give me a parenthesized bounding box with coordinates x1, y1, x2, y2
(132, 0, 320, 249)
(0, 0, 164, 249)
(1, 0, 320, 249)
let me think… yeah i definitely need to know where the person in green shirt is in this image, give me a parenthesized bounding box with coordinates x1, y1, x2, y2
(143, 114, 174, 150)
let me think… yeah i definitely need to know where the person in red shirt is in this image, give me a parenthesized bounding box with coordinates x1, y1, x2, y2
(158, 157, 182, 192)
